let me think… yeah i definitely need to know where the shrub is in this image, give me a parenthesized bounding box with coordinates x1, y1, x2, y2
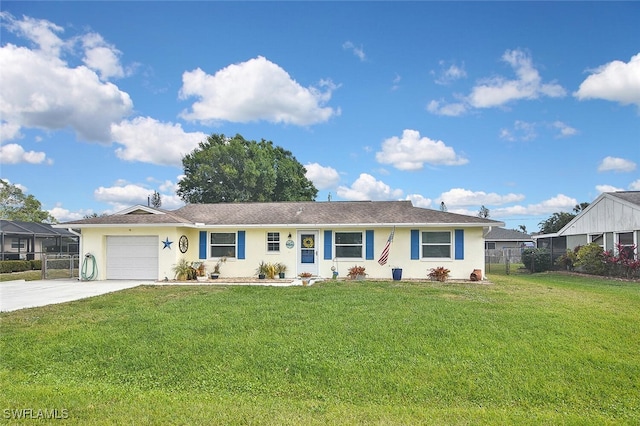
(522, 248, 552, 273)
(575, 243, 607, 275)
(347, 265, 366, 280)
(603, 243, 640, 279)
(555, 246, 580, 270)
(30, 260, 42, 270)
(0, 260, 31, 273)
(428, 266, 450, 282)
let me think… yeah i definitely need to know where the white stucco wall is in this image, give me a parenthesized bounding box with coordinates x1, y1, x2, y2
(79, 225, 488, 281)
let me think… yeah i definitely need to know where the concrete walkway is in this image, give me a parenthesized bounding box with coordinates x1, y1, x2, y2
(0, 278, 321, 313)
(0, 280, 146, 312)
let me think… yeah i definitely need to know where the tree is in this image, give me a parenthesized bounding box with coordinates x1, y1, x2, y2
(538, 211, 575, 234)
(477, 205, 490, 218)
(573, 202, 589, 214)
(517, 224, 528, 234)
(149, 191, 162, 208)
(177, 134, 318, 203)
(0, 180, 56, 223)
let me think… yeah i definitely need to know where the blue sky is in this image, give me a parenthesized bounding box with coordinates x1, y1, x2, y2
(1, 2, 639, 232)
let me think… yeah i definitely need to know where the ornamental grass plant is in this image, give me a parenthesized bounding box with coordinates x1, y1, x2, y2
(1, 271, 639, 424)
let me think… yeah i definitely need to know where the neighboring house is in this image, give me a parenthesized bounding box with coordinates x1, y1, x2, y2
(0, 219, 79, 260)
(484, 227, 533, 250)
(484, 227, 533, 264)
(55, 200, 503, 281)
(532, 191, 640, 261)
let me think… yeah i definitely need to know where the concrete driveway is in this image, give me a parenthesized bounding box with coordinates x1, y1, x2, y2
(0, 279, 146, 312)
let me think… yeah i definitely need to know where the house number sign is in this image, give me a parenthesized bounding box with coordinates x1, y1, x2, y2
(286, 239, 294, 249)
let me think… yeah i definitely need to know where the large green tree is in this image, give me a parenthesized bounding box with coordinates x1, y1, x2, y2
(0, 180, 56, 223)
(177, 134, 318, 203)
(538, 211, 575, 234)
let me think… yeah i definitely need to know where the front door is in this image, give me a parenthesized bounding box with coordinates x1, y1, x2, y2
(297, 231, 319, 276)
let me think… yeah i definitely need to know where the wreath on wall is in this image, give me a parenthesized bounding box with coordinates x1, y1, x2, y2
(302, 237, 314, 248)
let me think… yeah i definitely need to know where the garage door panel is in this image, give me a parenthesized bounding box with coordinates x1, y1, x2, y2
(107, 236, 158, 280)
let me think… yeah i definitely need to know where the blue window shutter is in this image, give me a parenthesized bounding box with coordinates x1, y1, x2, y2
(366, 230, 374, 260)
(199, 231, 207, 259)
(324, 230, 332, 260)
(411, 230, 420, 260)
(455, 229, 464, 260)
(237, 231, 246, 259)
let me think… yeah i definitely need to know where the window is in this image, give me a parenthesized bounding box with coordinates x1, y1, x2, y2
(590, 233, 604, 250)
(210, 232, 236, 258)
(617, 232, 636, 260)
(335, 232, 363, 258)
(422, 231, 451, 258)
(486, 242, 496, 250)
(267, 232, 280, 252)
(11, 239, 24, 249)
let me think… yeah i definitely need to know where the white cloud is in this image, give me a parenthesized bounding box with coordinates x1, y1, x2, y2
(0, 13, 66, 57)
(552, 121, 578, 138)
(0, 121, 22, 141)
(438, 188, 525, 207)
(0, 44, 132, 143)
(596, 184, 624, 193)
(597, 156, 636, 173)
(375, 129, 468, 170)
(304, 162, 340, 190)
(48, 204, 93, 222)
(428, 49, 566, 115)
(336, 173, 403, 201)
(469, 49, 566, 108)
(629, 179, 640, 190)
(405, 194, 432, 209)
(492, 194, 578, 218)
(94, 181, 184, 212)
(110, 117, 207, 166)
(343, 41, 366, 61)
(0, 14, 133, 143)
(499, 120, 537, 142)
(574, 53, 640, 107)
(426, 100, 468, 117)
(434, 61, 467, 85)
(0, 143, 50, 164)
(80, 32, 127, 80)
(179, 56, 339, 126)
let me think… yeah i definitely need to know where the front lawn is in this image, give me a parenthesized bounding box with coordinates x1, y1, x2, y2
(1, 273, 639, 424)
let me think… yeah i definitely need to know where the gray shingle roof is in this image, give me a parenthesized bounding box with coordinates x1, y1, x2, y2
(60, 201, 504, 228)
(484, 227, 532, 241)
(610, 191, 640, 207)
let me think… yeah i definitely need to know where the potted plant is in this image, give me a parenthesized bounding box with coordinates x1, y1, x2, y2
(172, 258, 192, 281)
(256, 261, 269, 279)
(210, 257, 226, 279)
(347, 265, 366, 280)
(193, 261, 208, 281)
(298, 271, 312, 286)
(275, 262, 287, 279)
(428, 266, 450, 282)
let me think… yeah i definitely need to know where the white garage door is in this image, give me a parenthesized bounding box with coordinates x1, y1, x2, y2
(106, 236, 158, 280)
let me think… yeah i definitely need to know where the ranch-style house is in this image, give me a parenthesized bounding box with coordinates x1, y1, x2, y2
(56, 200, 503, 281)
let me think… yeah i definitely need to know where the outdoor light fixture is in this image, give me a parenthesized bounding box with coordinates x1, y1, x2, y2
(288, 233, 292, 239)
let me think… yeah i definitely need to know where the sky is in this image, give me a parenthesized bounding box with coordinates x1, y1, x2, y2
(1, 2, 639, 233)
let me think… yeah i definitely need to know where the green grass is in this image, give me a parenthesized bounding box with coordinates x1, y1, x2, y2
(1, 272, 639, 424)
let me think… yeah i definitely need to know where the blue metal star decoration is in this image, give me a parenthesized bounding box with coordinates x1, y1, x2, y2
(162, 237, 173, 249)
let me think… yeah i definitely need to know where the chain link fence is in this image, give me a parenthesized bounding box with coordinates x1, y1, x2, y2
(485, 248, 528, 274)
(43, 254, 79, 280)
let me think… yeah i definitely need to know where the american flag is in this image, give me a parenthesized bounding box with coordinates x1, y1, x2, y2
(377, 228, 395, 266)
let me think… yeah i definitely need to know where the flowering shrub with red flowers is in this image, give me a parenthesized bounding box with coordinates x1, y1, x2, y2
(603, 243, 640, 279)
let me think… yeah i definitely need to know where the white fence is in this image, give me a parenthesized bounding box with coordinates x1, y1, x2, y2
(485, 248, 524, 265)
